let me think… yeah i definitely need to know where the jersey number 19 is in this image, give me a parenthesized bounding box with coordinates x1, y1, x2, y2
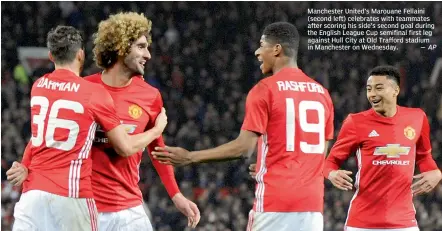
(285, 98, 325, 154)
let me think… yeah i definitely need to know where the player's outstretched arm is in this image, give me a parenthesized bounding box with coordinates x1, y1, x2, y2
(152, 130, 259, 166)
(107, 107, 168, 157)
(324, 115, 359, 190)
(152, 82, 267, 166)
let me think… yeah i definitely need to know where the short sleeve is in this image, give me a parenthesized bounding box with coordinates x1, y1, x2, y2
(241, 82, 270, 135)
(89, 86, 121, 132)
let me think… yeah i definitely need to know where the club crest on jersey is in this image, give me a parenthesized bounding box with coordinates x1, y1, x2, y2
(128, 104, 142, 119)
(373, 144, 411, 158)
(404, 126, 415, 140)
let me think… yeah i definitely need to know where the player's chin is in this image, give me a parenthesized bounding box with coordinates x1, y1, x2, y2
(133, 67, 144, 76)
(260, 66, 270, 75)
(372, 104, 385, 113)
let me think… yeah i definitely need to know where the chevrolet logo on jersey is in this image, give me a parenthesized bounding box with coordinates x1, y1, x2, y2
(373, 144, 411, 158)
(94, 123, 137, 144)
(122, 124, 137, 133)
(95, 122, 137, 133)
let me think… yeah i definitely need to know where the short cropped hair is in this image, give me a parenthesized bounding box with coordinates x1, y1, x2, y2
(93, 12, 152, 69)
(263, 22, 300, 59)
(369, 65, 401, 86)
(46, 26, 83, 64)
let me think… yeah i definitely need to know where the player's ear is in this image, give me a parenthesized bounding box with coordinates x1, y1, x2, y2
(393, 85, 400, 98)
(76, 49, 85, 62)
(273, 44, 282, 57)
(395, 86, 400, 97)
(48, 51, 55, 63)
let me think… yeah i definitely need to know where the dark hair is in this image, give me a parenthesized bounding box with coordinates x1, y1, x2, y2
(263, 22, 300, 59)
(369, 65, 401, 85)
(46, 26, 83, 65)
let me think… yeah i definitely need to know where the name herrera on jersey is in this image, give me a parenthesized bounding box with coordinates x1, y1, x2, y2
(276, 81, 325, 94)
(36, 77, 80, 92)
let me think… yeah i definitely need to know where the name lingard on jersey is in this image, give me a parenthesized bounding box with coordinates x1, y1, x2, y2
(276, 81, 325, 94)
(36, 77, 80, 92)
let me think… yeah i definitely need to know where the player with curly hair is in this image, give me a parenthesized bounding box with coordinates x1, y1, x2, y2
(7, 25, 169, 231)
(85, 12, 200, 230)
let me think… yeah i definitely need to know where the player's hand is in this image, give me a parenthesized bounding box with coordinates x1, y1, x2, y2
(6, 161, 28, 186)
(249, 163, 257, 179)
(172, 193, 201, 228)
(152, 146, 192, 166)
(411, 169, 442, 196)
(154, 107, 168, 133)
(328, 170, 353, 191)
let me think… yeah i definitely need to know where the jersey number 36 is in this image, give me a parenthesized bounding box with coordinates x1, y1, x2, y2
(30, 96, 84, 151)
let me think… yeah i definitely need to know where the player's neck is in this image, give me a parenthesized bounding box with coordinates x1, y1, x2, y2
(101, 64, 132, 87)
(54, 64, 80, 77)
(377, 105, 397, 117)
(272, 58, 298, 74)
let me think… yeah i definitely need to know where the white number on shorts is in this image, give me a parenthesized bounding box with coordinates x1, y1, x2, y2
(31, 96, 84, 151)
(285, 98, 325, 154)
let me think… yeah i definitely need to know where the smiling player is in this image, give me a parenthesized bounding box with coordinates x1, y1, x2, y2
(152, 22, 335, 231)
(324, 65, 442, 231)
(86, 12, 200, 230)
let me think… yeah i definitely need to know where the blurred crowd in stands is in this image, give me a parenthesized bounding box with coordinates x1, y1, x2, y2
(2, 2, 442, 231)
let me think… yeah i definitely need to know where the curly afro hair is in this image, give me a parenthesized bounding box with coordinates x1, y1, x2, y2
(93, 12, 152, 69)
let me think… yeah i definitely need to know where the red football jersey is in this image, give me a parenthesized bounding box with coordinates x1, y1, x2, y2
(23, 69, 120, 198)
(324, 107, 439, 229)
(85, 73, 179, 212)
(241, 67, 334, 213)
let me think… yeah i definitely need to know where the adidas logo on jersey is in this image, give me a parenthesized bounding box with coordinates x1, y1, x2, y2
(368, 130, 379, 137)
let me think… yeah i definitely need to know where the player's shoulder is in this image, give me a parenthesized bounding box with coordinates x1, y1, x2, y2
(398, 106, 425, 115)
(129, 77, 161, 101)
(31, 72, 50, 88)
(131, 77, 159, 92)
(75, 73, 108, 92)
(247, 79, 272, 99)
(255, 78, 272, 90)
(269, 68, 329, 90)
(83, 72, 102, 83)
(84, 73, 132, 93)
(346, 109, 374, 122)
